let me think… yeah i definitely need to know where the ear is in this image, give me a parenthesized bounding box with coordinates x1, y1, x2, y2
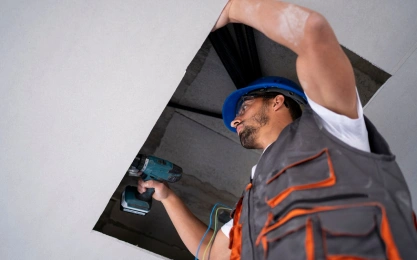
(272, 95, 286, 111)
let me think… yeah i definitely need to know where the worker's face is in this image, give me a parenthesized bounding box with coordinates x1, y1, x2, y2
(231, 97, 271, 149)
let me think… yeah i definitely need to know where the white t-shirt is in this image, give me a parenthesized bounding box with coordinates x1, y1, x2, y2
(221, 90, 370, 237)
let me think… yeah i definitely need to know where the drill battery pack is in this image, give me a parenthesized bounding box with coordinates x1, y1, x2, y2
(120, 186, 152, 215)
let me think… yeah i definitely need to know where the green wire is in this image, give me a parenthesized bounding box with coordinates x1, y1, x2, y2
(202, 207, 231, 260)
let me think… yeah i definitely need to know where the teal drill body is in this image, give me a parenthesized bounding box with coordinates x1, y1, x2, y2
(121, 155, 182, 215)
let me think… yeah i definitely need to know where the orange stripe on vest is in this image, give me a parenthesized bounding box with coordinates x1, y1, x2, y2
(229, 182, 252, 260)
(266, 148, 336, 208)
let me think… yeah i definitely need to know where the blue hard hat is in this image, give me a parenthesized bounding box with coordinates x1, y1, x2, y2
(222, 76, 308, 132)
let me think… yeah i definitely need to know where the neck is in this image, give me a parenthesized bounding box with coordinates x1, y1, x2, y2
(258, 116, 292, 149)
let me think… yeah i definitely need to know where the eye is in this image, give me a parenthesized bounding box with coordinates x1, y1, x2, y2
(236, 96, 255, 116)
(238, 102, 249, 116)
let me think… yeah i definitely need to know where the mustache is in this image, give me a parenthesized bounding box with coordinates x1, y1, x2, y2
(236, 121, 244, 134)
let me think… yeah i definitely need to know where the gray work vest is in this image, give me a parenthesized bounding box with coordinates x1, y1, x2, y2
(238, 107, 417, 260)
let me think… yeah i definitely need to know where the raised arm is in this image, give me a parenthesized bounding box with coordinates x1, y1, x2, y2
(138, 179, 230, 259)
(215, 0, 357, 118)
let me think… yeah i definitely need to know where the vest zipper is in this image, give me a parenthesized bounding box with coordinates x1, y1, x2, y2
(248, 180, 256, 260)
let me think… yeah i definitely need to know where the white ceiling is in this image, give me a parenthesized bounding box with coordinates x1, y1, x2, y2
(1, 0, 417, 259)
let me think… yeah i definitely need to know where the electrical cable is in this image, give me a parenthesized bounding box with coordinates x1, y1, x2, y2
(202, 207, 231, 260)
(194, 203, 232, 260)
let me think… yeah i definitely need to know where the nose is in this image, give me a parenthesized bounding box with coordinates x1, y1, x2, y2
(230, 117, 241, 129)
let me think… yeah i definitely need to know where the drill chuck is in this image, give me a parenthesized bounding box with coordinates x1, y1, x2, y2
(127, 154, 148, 177)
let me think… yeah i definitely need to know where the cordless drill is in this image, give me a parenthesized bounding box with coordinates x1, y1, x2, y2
(120, 154, 182, 215)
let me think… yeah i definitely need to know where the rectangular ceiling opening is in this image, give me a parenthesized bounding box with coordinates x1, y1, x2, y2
(93, 24, 391, 259)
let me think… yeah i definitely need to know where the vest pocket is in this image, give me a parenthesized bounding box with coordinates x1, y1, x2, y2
(257, 216, 313, 260)
(256, 204, 401, 260)
(318, 207, 386, 259)
(257, 211, 386, 260)
(265, 148, 336, 209)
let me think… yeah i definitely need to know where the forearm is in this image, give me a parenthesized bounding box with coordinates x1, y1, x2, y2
(228, 0, 330, 55)
(162, 190, 213, 258)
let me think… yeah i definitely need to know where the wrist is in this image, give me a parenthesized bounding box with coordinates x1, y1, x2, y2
(161, 188, 175, 203)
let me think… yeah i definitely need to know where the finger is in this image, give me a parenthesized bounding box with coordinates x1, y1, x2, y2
(137, 179, 147, 193)
(144, 180, 156, 188)
(138, 178, 144, 186)
(146, 180, 166, 191)
(137, 184, 146, 193)
(137, 179, 144, 187)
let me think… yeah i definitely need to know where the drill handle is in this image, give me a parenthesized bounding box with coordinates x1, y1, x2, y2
(137, 187, 155, 202)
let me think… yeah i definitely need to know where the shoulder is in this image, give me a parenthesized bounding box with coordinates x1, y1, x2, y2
(306, 89, 370, 152)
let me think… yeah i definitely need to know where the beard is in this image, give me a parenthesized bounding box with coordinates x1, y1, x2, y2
(239, 101, 270, 149)
(239, 125, 258, 149)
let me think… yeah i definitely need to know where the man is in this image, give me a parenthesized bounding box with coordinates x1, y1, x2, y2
(138, 0, 417, 259)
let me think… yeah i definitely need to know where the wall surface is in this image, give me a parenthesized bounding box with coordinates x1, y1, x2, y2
(291, 0, 417, 74)
(2, 0, 417, 259)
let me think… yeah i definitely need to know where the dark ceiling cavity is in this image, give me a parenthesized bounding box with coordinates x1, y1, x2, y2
(210, 24, 262, 89)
